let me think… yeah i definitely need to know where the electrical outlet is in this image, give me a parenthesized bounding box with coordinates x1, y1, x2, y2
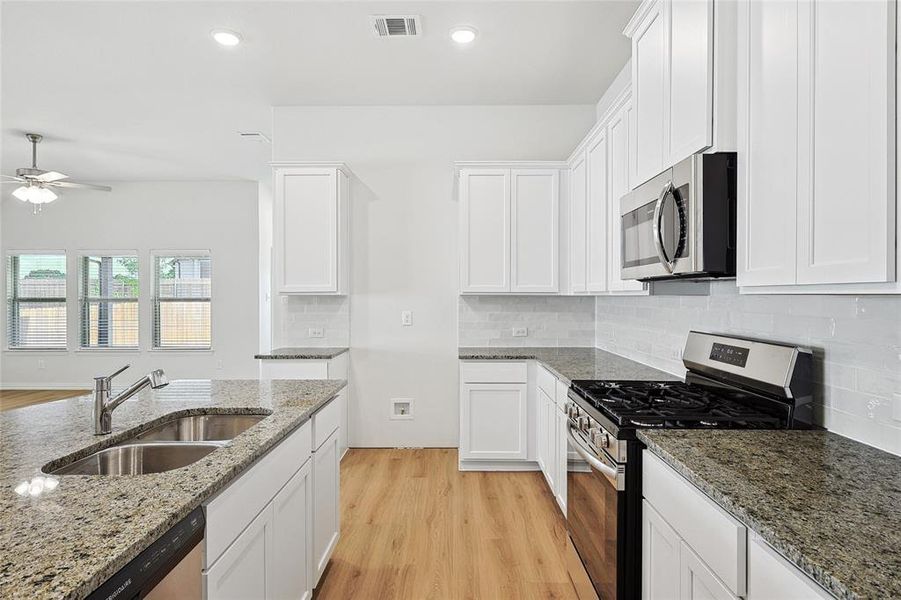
(401, 311, 413, 326)
(308, 327, 325, 338)
(390, 398, 414, 420)
(512, 327, 528, 337)
(37, 359, 45, 370)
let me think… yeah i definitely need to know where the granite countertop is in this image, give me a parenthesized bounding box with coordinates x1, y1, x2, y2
(458, 346, 678, 384)
(255, 347, 348, 360)
(638, 429, 901, 600)
(0, 378, 346, 600)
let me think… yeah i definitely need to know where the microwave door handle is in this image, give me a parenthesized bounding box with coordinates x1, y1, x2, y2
(652, 182, 676, 273)
(567, 425, 622, 489)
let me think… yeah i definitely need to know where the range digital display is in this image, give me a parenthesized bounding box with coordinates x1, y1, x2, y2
(709, 343, 749, 368)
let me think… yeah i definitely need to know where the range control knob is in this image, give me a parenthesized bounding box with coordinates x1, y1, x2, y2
(567, 404, 580, 419)
(589, 428, 611, 448)
(577, 416, 591, 431)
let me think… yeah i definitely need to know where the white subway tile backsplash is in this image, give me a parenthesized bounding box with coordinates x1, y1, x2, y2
(459, 295, 595, 348)
(277, 296, 350, 347)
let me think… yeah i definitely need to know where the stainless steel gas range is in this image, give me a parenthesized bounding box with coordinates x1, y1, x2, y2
(564, 331, 813, 600)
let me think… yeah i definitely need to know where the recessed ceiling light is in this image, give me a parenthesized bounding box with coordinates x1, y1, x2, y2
(450, 26, 477, 45)
(211, 29, 242, 47)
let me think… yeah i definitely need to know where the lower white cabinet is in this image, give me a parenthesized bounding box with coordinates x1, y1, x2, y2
(460, 382, 528, 462)
(747, 535, 831, 600)
(313, 428, 340, 584)
(271, 460, 313, 600)
(642, 500, 681, 600)
(553, 403, 568, 512)
(538, 388, 557, 491)
(205, 506, 272, 600)
(680, 541, 738, 600)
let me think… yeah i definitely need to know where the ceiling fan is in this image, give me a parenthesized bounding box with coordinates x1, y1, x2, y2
(1, 133, 112, 212)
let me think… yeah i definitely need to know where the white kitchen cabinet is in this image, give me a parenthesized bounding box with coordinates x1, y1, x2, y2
(569, 154, 588, 294)
(273, 164, 350, 295)
(313, 428, 340, 585)
(459, 166, 561, 294)
(460, 382, 528, 461)
(642, 500, 681, 600)
(629, 0, 667, 186)
(511, 169, 560, 293)
(747, 535, 832, 600)
(586, 130, 609, 293)
(553, 403, 568, 513)
(270, 460, 313, 600)
(536, 386, 550, 474)
(738, 0, 896, 290)
(204, 504, 272, 600)
(607, 97, 647, 294)
(538, 388, 557, 491)
(680, 541, 739, 600)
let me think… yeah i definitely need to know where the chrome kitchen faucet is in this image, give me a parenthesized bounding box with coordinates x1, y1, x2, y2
(93, 365, 169, 435)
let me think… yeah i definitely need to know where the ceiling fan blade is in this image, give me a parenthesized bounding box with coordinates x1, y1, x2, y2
(0, 174, 25, 181)
(35, 171, 68, 182)
(50, 180, 112, 192)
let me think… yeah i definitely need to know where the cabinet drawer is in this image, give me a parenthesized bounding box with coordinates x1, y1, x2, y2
(312, 396, 340, 450)
(643, 451, 746, 596)
(460, 361, 527, 384)
(205, 421, 312, 568)
(537, 365, 556, 399)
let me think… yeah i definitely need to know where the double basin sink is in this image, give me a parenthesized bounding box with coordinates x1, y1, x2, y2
(48, 413, 269, 476)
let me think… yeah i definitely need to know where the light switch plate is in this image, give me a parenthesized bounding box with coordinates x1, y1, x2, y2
(401, 311, 413, 326)
(512, 327, 528, 337)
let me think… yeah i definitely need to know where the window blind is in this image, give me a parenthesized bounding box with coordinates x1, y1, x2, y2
(6, 254, 67, 349)
(79, 255, 139, 349)
(153, 255, 211, 349)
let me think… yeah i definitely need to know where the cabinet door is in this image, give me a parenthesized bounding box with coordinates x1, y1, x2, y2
(680, 541, 738, 600)
(737, 0, 800, 286)
(586, 131, 609, 293)
(460, 169, 510, 293)
(796, 0, 895, 284)
(666, 0, 714, 165)
(540, 391, 556, 491)
(607, 99, 646, 293)
(204, 505, 271, 600)
(536, 388, 549, 474)
(275, 168, 339, 293)
(570, 154, 588, 294)
(460, 383, 528, 461)
(631, 0, 667, 186)
(642, 501, 680, 600)
(511, 169, 559, 293)
(271, 460, 313, 600)
(554, 406, 568, 513)
(747, 536, 831, 600)
(313, 429, 340, 585)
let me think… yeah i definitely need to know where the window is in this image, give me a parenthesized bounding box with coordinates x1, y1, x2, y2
(153, 254, 211, 349)
(79, 255, 139, 349)
(6, 254, 67, 349)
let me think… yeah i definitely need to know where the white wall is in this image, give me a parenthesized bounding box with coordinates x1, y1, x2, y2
(0, 181, 260, 387)
(459, 296, 595, 347)
(595, 282, 901, 456)
(273, 105, 596, 447)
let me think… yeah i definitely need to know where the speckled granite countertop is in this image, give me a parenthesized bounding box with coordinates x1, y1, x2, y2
(638, 429, 901, 600)
(255, 347, 348, 360)
(458, 347, 678, 384)
(0, 378, 345, 600)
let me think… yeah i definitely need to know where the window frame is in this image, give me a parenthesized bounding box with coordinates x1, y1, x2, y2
(5, 250, 69, 351)
(77, 252, 140, 350)
(151, 250, 213, 351)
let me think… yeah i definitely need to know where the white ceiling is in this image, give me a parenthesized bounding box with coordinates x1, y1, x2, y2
(1, 1, 636, 181)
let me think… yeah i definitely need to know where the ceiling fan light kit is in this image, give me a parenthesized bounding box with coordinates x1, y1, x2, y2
(2, 133, 112, 212)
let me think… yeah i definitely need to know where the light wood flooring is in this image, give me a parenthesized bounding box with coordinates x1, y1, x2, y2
(316, 448, 578, 600)
(0, 389, 89, 412)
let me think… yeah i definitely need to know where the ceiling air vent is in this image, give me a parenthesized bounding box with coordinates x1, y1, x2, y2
(370, 15, 421, 38)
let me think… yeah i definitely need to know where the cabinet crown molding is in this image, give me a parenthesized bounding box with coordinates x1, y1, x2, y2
(270, 161, 354, 178)
(623, 0, 659, 37)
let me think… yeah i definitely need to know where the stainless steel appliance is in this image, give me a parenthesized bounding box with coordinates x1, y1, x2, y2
(620, 153, 736, 281)
(87, 507, 204, 600)
(565, 332, 813, 599)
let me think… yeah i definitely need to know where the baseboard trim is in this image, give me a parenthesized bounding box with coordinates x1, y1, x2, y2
(458, 459, 541, 472)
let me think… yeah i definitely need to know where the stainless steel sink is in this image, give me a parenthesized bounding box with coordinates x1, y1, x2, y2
(129, 414, 268, 443)
(49, 442, 220, 476)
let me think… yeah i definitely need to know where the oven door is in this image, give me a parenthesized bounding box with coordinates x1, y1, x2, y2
(620, 170, 690, 281)
(566, 425, 625, 600)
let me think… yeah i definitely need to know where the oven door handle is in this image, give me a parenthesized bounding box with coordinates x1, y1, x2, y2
(652, 181, 676, 274)
(567, 426, 624, 490)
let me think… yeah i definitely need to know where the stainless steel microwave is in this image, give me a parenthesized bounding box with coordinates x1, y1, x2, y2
(620, 152, 736, 281)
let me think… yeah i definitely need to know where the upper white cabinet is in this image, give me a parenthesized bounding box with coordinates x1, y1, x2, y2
(569, 154, 588, 294)
(586, 130, 610, 293)
(459, 166, 560, 294)
(737, 0, 897, 290)
(273, 164, 350, 295)
(625, 0, 735, 187)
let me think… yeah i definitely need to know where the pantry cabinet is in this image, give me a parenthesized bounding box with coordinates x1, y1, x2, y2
(737, 0, 897, 290)
(625, 0, 735, 188)
(459, 166, 560, 294)
(273, 164, 350, 295)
